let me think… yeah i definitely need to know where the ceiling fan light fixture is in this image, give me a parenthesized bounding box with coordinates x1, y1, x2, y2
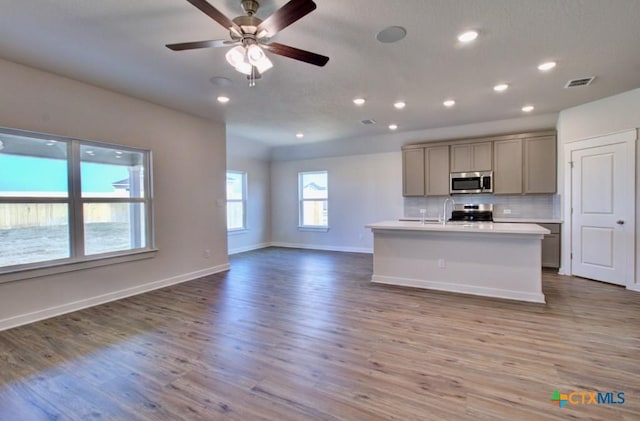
(255, 55, 273, 74)
(225, 45, 247, 68)
(236, 61, 253, 75)
(246, 44, 272, 74)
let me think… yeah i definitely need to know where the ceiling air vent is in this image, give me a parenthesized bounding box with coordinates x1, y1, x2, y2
(361, 119, 377, 125)
(565, 77, 596, 88)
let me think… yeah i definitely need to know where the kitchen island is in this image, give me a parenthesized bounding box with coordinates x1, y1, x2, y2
(366, 221, 550, 303)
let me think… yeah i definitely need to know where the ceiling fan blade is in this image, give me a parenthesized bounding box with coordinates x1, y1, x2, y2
(264, 42, 329, 67)
(166, 39, 238, 51)
(185, 0, 241, 33)
(256, 0, 317, 37)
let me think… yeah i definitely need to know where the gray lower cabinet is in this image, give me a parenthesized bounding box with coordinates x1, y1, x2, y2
(540, 223, 560, 268)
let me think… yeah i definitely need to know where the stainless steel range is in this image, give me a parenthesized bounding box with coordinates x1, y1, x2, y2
(449, 203, 493, 222)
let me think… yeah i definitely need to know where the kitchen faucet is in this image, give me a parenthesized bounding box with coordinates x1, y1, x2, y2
(442, 197, 455, 224)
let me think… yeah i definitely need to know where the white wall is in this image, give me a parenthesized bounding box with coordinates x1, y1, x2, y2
(271, 113, 558, 161)
(227, 136, 271, 254)
(270, 152, 403, 252)
(557, 88, 640, 289)
(0, 58, 229, 330)
(557, 89, 640, 144)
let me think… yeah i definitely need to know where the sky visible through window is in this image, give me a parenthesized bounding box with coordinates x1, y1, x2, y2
(0, 155, 128, 193)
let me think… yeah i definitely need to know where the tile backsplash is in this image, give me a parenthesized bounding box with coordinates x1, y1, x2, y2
(404, 194, 560, 220)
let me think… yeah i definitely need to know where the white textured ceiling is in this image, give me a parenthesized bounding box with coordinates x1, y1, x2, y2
(1, 0, 639, 147)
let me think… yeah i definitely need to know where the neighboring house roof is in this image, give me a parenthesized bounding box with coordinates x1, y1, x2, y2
(304, 182, 326, 191)
(112, 178, 129, 190)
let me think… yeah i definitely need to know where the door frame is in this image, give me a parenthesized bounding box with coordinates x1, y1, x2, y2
(562, 129, 637, 289)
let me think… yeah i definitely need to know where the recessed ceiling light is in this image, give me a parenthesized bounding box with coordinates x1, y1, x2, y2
(393, 101, 406, 110)
(443, 99, 456, 107)
(45, 140, 57, 146)
(493, 83, 509, 92)
(538, 61, 557, 71)
(522, 105, 535, 112)
(85, 150, 95, 156)
(296, 133, 304, 139)
(217, 96, 230, 103)
(457, 30, 478, 43)
(353, 98, 366, 106)
(388, 124, 398, 130)
(115, 151, 123, 155)
(376, 26, 407, 43)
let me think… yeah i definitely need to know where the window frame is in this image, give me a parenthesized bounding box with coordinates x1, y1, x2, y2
(298, 170, 329, 231)
(0, 126, 155, 279)
(226, 170, 247, 232)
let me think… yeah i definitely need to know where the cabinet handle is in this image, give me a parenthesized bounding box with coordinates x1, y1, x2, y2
(616, 220, 625, 225)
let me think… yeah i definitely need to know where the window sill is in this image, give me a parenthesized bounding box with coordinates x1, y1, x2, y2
(227, 228, 249, 236)
(298, 226, 330, 232)
(0, 249, 158, 284)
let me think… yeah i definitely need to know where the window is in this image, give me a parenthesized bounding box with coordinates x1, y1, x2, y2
(226, 171, 246, 231)
(0, 127, 154, 273)
(298, 171, 328, 229)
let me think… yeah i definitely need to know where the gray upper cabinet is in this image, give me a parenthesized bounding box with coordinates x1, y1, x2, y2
(403, 130, 555, 197)
(493, 139, 523, 194)
(450, 142, 492, 172)
(524, 135, 557, 193)
(425, 145, 450, 196)
(493, 134, 557, 194)
(402, 148, 425, 196)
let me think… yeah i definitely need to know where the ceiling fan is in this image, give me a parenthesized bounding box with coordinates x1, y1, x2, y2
(166, 0, 329, 86)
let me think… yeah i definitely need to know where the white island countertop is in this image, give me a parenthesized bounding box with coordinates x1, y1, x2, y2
(366, 220, 550, 235)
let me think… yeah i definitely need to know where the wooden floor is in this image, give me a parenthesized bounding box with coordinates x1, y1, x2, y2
(1, 247, 639, 420)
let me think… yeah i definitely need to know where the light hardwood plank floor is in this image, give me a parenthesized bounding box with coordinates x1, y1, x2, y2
(1, 247, 639, 420)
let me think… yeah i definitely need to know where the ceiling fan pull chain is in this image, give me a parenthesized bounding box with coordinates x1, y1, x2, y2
(248, 66, 257, 87)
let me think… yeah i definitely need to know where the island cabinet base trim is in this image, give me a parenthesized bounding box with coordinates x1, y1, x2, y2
(371, 275, 546, 303)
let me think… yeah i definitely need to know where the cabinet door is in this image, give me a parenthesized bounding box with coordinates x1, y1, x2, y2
(524, 135, 557, 193)
(402, 148, 425, 196)
(471, 142, 492, 171)
(541, 233, 560, 268)
(450, 144, 471, 173)
(425, 145, 450, 195)
(450, 142, 492, 172)
(493, 139, 523, 194)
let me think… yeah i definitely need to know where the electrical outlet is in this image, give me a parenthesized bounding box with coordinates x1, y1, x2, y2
(503, 209, 512, 214)
(438, 258, 445, 268)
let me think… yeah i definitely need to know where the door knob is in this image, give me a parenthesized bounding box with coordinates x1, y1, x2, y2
(616, 220, 625, 225)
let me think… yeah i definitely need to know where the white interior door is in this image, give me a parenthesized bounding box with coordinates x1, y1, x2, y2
(571, 141, 633, 285)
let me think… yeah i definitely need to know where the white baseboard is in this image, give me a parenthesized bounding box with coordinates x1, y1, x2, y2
(0, 263, 230, 332)
(627, 284, 640, 293)
(371, 275, 546, 304)
(270, 242, 372, 254)
(228, 243, 270, 255)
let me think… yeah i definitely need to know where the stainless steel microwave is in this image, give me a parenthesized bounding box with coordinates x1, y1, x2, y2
(450, 171, 493, 194)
